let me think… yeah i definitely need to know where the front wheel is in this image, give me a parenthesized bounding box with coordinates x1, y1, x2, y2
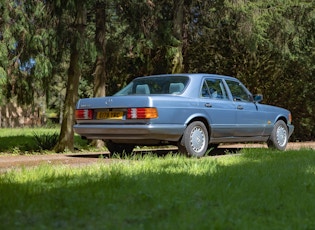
(178, 121, 209, 157)
(267, 120, 289, 151)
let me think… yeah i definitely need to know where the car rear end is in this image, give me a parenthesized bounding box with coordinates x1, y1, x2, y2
(73, 95, 186, 144)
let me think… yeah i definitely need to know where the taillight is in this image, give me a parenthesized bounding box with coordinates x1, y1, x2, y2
(127, 108, 158, 119)
(75, 109, 93, 120)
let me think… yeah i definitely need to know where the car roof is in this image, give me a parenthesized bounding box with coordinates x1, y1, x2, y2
(134, 73, 239, 82)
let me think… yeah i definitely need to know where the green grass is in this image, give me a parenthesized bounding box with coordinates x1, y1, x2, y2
(1, 149, 315, 229)
(0, 128, 93, 153)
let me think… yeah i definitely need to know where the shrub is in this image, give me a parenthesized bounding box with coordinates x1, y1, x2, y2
(33, 132, 59, 151)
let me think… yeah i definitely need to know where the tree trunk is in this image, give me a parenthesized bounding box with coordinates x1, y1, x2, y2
(54, 3, 86, 153)
(94, 1, 107, 98)
(91, 1, 107, 148)
(172, 0, 184, 74)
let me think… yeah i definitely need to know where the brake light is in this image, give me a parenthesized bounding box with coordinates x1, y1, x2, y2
(75, 109, 93, 120)
(127, 108, 158, 119)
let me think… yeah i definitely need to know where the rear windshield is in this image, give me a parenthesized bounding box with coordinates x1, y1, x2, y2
(114, 76, 189, 96)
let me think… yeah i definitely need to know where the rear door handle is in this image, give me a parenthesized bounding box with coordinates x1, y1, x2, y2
(205, 103, 212, 108)
(237, 105, 244, 110)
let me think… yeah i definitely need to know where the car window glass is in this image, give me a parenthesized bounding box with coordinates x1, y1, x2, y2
(114, 76, 189, 95)
(201, 79, 228, 100)
(201, 81, 210, 97)
(225, 80, 251, 102)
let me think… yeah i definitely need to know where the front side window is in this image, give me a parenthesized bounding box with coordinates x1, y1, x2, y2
(225, 80, 252, 102)
(201, 78, 228, 100)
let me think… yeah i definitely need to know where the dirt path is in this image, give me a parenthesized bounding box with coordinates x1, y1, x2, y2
(0, 153, 111, 173)
(0, 142, 314, 173)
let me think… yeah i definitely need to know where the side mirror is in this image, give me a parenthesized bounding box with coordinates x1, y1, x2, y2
(253, 94, 263, 103)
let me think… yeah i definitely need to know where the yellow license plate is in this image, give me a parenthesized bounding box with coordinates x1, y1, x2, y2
(96, 111, 123, 119)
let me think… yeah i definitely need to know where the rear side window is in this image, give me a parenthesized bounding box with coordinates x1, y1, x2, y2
(201, 78, 228, 100)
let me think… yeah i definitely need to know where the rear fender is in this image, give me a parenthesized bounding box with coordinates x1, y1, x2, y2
(183, 114, 211, 140)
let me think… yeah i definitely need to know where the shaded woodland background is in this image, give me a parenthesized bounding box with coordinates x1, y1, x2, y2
(0, 0, 314, 151)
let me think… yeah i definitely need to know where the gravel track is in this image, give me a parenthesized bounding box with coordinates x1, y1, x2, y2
(1, 142, 314, 173)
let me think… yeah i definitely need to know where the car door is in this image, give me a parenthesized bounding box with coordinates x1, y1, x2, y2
(225, 80, 265, 136)
(200, 78, 237, 138)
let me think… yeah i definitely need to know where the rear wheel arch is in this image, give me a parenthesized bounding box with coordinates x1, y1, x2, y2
(187, 117, 218, 149)
(178, 117, 211, 157)
(185, 117, 211, 139)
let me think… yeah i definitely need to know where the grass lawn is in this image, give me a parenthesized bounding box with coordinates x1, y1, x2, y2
(1, 149, 315, 229)
(0, 128, 93, 153)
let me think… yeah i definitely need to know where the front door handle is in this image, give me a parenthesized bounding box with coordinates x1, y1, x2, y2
(205, 103, 212, 108)
(237, 105, 244, 110)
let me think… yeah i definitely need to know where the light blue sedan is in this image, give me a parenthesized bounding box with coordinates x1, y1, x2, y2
(74, 74, 294, 157)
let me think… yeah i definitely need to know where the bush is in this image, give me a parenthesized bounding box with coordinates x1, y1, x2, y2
(33, 132, 59, 151)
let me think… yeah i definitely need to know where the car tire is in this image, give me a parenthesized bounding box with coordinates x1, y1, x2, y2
(105, 141, 134, 156)
(267, 120, 288, 151)
(178, 121, 209, 157)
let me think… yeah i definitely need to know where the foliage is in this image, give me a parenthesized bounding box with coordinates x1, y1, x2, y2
(1, 149, 315, 228)
(32, 132, 59, 151)
(0, 128, 91, 154)
(185, 0, 315, 140)
(0, 0, 315, 141)
(0, 0, 54, 105)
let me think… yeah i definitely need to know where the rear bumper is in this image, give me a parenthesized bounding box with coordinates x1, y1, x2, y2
(73, 123, 185, 141)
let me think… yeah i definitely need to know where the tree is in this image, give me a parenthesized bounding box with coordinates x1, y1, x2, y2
(184, 0, 315, 140)
(54, 1, 88, 152)
(171, 0, 185, 73)
(0, 0, 53, 106)
(94, 0, 107, 98)
(1, 0, 315, 142)
(90, 0, 107, 148)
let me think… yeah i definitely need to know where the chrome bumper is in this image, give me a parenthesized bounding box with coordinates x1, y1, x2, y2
(73, 123, 186, 141)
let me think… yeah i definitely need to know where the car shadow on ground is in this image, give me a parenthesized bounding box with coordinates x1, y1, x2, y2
(67, 147, 242, 159)
(209, 147, 242, 156)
